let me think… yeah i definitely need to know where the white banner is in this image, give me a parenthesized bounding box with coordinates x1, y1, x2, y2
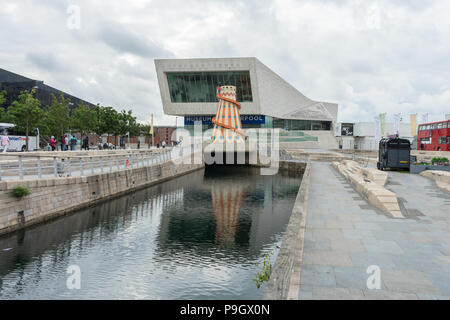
(393, 113, 401, 136)
(420, 113, 428, 124)
(374, 116, 381, 142)
(334, 122, 341, 137)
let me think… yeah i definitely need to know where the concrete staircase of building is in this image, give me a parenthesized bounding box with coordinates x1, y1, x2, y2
(279, 130, 339, 150)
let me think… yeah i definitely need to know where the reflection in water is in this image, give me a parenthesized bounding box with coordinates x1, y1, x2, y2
(211, 179, 247, 245)
(0, 167, 302, 300)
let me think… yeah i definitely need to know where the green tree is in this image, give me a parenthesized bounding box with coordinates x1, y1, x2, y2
(6, 89, 43, 150)
(115, 109, 141, 146)
(96, 106, 120, 143)
(119, 109, 139, 135)
(0, 89, 6, 106)
(44, 93, 71, 138)
(70, 102, 98, 138)
(138, 123, 151, 136)
(0, 88, 6, 122)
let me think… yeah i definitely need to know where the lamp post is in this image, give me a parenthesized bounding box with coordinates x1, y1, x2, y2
(32, 85, 40, 151)
(23, 86, 40, 151)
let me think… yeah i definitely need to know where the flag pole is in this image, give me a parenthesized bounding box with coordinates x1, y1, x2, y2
(150, 113, 154, 148)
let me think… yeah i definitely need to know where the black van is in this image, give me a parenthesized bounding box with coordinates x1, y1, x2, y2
(377, 138, 411, 171)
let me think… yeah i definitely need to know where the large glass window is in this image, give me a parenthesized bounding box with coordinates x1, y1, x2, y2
(271, 117, 331, 131)
(166, 71, 253, 103)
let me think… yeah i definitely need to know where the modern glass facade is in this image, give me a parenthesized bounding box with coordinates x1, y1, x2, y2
(184, 115, 331, 135)
(272, 117, 331, 131)
(166, 71, 252, 103)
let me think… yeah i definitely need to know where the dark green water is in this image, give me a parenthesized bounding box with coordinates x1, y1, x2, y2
(0, 167, 301, 299)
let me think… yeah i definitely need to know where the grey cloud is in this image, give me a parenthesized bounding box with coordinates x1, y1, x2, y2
(99, 23, 173, 58)
(26, 52, 66, 72)
(2, 0, 450, 124)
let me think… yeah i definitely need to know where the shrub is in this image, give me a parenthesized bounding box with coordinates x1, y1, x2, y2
(12, 186, 31, 198)
(432, 157, 440, 165)
(253, 251, 273, 289)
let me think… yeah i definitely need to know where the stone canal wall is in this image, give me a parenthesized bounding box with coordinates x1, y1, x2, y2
(0, 154, 204, 235)
(264, 161, 309, 300)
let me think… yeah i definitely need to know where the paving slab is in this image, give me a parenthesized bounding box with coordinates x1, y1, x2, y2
(298, 162, 450, 300)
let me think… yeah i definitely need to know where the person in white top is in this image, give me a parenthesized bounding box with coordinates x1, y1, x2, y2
(65, 135, 69, 151)
(162, 140, 166, 148)
(1, 131, 10, 153)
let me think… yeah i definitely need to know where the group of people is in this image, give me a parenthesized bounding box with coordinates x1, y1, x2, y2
(61, 134, 77, 151)
(2, 132, 174, 153)
(48, 134, 87, 151)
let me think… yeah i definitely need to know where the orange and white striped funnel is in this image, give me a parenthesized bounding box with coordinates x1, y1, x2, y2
(211, 85, 247, 143)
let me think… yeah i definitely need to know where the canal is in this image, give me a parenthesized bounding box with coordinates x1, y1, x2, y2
(0, 166, 302, 299)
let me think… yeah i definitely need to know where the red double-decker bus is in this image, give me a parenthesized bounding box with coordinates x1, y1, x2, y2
(417, 120, 450, 151)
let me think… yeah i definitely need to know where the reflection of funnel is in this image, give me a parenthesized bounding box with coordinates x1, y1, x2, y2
(211, 86, 247, 143)
(211, 180, 247, 245)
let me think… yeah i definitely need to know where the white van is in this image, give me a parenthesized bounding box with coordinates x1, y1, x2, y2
(0, 123, 40, 152)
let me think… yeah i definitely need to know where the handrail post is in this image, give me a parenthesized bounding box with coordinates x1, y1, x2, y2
(109, 156, 113, 172)
(37, 156, 42, 179)
(68, 158, 72, 177)
(80, 158, 84, 176)
(53, 157, 57, 177)
(90, 157, 94, 175)
(100, 156, 104, 173)
(19, 155, 24, 180)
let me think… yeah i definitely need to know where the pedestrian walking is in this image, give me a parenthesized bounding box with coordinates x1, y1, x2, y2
(50, 136, 56, 151)
(61, 134, 66, 151)
(70, 136, 77, 151)
(162, 140, 166, 148)
(1, 131, 10, 153)
(65, 135, 69, 151)
(82, 135, 89, 150)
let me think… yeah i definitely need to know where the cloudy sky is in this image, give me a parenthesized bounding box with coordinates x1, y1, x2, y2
(1, 0, 449, 125)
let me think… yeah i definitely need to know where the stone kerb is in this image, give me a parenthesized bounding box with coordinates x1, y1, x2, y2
(362, 167, 388, 186)
(420, 170, 450, 194)
(264, 161, 310, 300)
(332, 161, 403, 218)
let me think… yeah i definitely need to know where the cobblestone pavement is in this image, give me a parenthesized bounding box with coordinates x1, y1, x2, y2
(298, 162, 450, 300)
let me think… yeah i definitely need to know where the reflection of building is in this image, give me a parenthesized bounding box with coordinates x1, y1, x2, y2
(211, 180, 247, 245)
(0, 68, 94, 111)
(154, 58, 338, 138)
(155, 168, 302, 261)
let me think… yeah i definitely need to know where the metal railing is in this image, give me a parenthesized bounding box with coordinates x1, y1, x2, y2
(0, 147, 186, 181)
